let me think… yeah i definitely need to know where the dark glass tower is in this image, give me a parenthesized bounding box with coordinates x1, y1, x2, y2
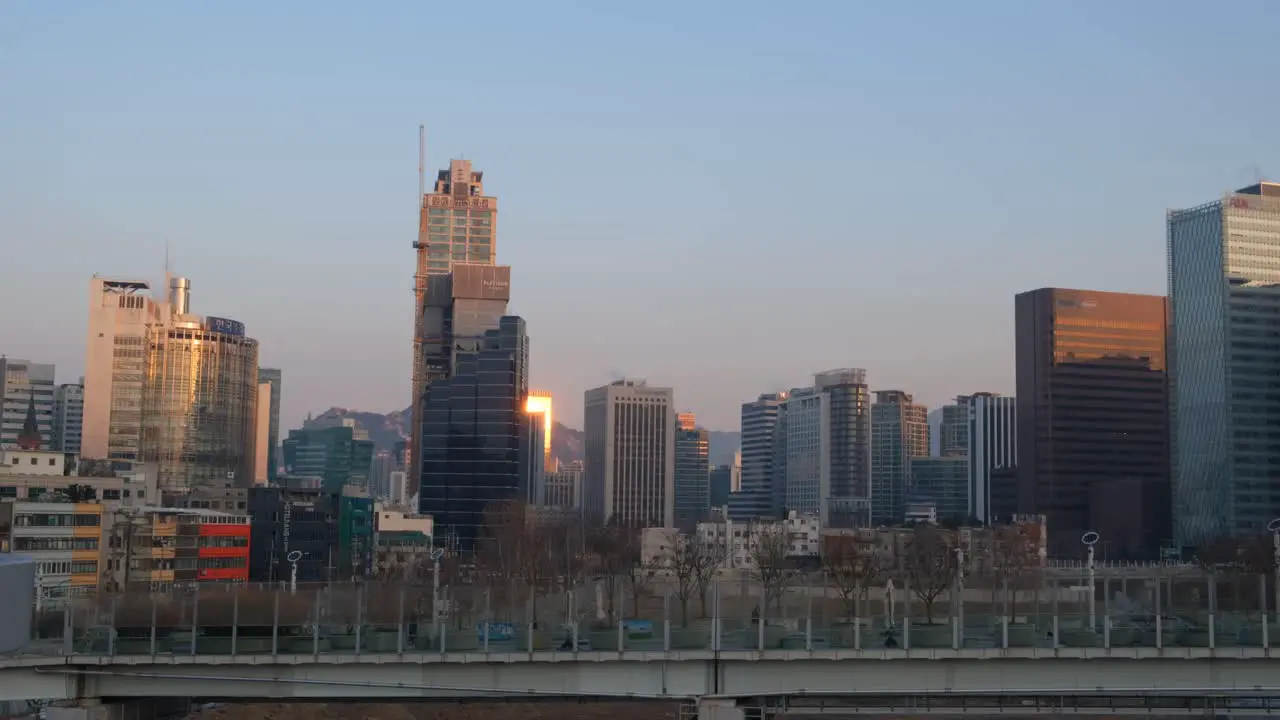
(419, 315, 529, 552)
(1015, 288, 1170, 560)
(674, 412, 710, 531)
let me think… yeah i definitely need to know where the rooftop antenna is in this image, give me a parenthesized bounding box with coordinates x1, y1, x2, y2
(418, 125, 426, 200)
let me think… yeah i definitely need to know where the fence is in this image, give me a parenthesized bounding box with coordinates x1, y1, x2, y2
(11, 564, 1280, 656)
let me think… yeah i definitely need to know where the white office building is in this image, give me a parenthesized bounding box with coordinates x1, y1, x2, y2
(52, 382, 84, 455)
(0, 359, 55, 450)
(583, 379, 675, 528)
(967, 393, 1017, 524)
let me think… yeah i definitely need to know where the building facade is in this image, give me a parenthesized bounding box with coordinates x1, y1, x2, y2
(256, 368, 282, 482)
(410, 159, 499, 480)
(53, 382, 84, 455)
(419, 315, 529, 551)
(282, 425, 375, 493)
(674, 412, 710, 531)
(729, 392, 787, 520)
(0, 358, 54, 451)
(1169, 182, 1280, 547)
(938, 396, 971, 458)
(779, 387, 828, 518)
(109, 508, 250, 589)
(909, 456, 969, 525)
(967, 392, 1017, 525)
(583, 379, 675, 528)
(814, 369, 873, 529)
(1015, 288, 1170, 559)
(0, 501, 102, 605)
(544, 460, 583, 510)
(870, 390, 930, 526)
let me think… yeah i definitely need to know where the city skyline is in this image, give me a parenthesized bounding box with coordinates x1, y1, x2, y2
(3, 2, 1280, 436)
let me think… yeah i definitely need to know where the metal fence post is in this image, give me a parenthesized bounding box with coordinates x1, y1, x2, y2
(271, 589, 279, 658)
(312, 588, 320, 658)
(355, 584, 364, 656)
(190, 586, 199, 657)
(397, 588, 405, 655)
(231, 590, 239, 657)
(149, 594, 157, 657)
(108, 594, 117, 657)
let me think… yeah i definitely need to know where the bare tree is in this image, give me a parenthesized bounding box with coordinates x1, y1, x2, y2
(821, 532, 884, 620)
(902, 524, 957, 625)
(662, 531, 722, 625)
(586, 520, 633, 623)
(750, 524, 799, 613)
(988, 523, 1040, 618)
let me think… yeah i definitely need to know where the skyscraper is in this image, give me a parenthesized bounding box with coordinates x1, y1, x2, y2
(526, 391, 553, 469)
(1169, 182, 1280, 547)
(870, 390, 930, 526)
(814, 369, 873, 528)
(674, 412, 710, 530)
(967, 393, 1016, 525)
(410, 158, 498, 479)
(419, 316, 529, 551)
(257, 368, 282, 481)
(779, 387, 828, 518)
(938, 396, 972, 457)
(53, 382, 84, 455)
(729, 392, 787, 520)
(0, 359, 54, 450)
(1015, 288, 1170, 559)
(139, 280, 260, 494)
(283, 425, 375, 492)
(583, 380, 675, 528)
(83, 277, 163, 463)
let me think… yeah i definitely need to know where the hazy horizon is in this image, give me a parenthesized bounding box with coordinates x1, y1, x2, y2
(3, 1, 1279, 436)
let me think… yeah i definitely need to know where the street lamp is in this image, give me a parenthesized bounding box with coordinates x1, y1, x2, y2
(430, 546, 445, 641)
(1267, 519, 1280, 622)
(1082, 531, 1100, 630)
(286, 550, 303, 595)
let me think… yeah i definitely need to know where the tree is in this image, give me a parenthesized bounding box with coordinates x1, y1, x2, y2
(477, 501, 550, 621)
(988, 523, 1041, 619)
(821, 532, 884, 620)
(1196, 534, 1270, 617)
(59, 484, 98, 502)
(662, 531, 722, 625)
(586, 520, 634, 623)
(750, 524, 799, 613)
(901, 524, 957, 625)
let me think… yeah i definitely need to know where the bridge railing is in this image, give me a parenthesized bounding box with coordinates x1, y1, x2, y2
(9, 565, 1279, 657)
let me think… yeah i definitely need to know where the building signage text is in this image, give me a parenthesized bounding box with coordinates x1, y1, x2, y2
(426, 196, 494, 211)
(205, 316, 246, 337)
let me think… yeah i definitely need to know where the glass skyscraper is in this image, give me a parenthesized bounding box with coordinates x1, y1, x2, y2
(673, 412, 710, 531)
(1169, 182, 1280, 547)
(419, 315, 529, 552)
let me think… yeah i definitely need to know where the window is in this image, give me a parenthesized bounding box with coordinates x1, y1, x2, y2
(48, 458, 56, 466)
(30, 458, 37, 465)
(103, 489, 121, 500)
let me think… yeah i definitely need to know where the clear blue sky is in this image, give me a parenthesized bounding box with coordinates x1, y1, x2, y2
(2, 1, 1278, 434)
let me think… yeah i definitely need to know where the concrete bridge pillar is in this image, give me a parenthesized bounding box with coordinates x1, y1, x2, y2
(697, 697, 744, 720)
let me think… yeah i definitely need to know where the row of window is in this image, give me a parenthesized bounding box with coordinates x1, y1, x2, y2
(14, 537, 99, 551)
(131, 557, 247, 571)
(39, 560, 98, 575)
(13, 513, 100, 527)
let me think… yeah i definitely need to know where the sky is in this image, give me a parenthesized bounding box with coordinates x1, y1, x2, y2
(2, 1, 1279, 435)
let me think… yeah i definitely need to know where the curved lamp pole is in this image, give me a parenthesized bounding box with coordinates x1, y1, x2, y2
(286, 550, 303, 595)
(1082, 532, 1100, 630)
(1267, 519, 1280, 622)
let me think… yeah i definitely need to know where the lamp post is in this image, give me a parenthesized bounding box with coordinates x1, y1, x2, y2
(954, 546, 965, 648)
(430, 547, 445, 641)
(1267, 519, 1280, 622)
(1082, 531, 1100, 630)
(287, 550, 302, 595)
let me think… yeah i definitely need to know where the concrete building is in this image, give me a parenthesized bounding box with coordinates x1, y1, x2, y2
(251, 381, 272, 486)
(967, 393, 1017, 525)
(369, 451, 395, 501)
(373, 506, 434, 580)
(583, 379, 675, 528)
(106, 507, 250, 590)
(908, 456, 969, 525)
(0, 358, 54, 451)
(674, 412, 710, 531)
(410, 158, 499, 480)
(419, 315, 529, 551)
(642, 512, 821, 570)
(870, 390, 930, 526)
(82, 278, 163, 463)
(729, 393, 787, 520)
(52, 382, 84, 455)
(544, 460, 583, 510)
(256, 368, 282, 482)
(1015, 288, 1170, 559)
(0, 500, 103, 606)
(1169, 182, 1280, 547)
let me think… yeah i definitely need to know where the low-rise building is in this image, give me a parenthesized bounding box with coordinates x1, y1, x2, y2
(106, 507, 250, 590)
(373, 507, 434, 580)
(0, 501, 103, 606)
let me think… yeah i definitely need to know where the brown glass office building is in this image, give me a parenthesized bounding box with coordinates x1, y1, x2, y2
(1014, 288, 1170, 560)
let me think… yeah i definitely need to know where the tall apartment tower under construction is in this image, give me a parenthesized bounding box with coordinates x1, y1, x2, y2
(410, 155, 499, 476)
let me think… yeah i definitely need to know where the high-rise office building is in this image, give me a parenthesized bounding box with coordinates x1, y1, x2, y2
(0, 359, 54, 450)
(967, 393, 1016, 525)
(52, 382, 84, 455)
(370, 451, 395, 500)
(526, 391, 553, 470)
(409, 158, 498, 480)
(419, 316, 529, 551)
(909, 456, 969, 525)
(938, 396, 972, 457)
(283, 425, 375, 492)
(583, 380, 675, 528)
(674, 412, 710, 530)
(729, 392, 787, 520)
(139, 279, 260, 494)
(870, 390, 930, 526)
(83, 277, 163, 463)
(545, 460, 583, 510)
(257, 368, 282, 481)
(251, 380, 272, 486)
(522, 408, 547, 505)
(814, 369, 873, 528)
(1015, 288, 1170, 559)
(1169, 182, 1280, 547)
(779, 387, 828, 518)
